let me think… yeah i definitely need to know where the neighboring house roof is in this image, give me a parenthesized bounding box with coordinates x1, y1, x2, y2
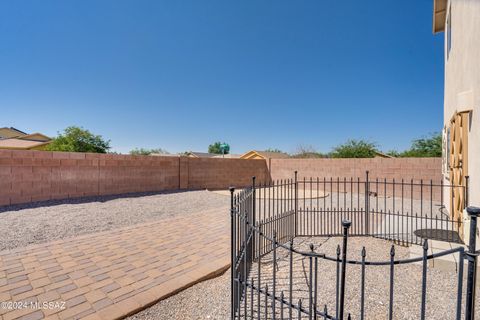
(150, 153, 180, 157)
(433, 0, 447, 33)
(0, 127, 28, 139)
(0, 138, 51, 150)
(374, 151, 394, 159)
(19, 133, 51, 142)
(0, 127, 52, 150)
(240, 150, 290, 160)
(212, 154, 241, 159)
(186, 152, 218, 158)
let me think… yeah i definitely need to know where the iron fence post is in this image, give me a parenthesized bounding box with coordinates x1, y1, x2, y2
(465, 206, 479, 320)
(252, 176, 256, 262)
(339, 220, 351, 320)
(365, 171, 370, 235)
(230, 186, 236, 320)
(295, 171, 298, 238)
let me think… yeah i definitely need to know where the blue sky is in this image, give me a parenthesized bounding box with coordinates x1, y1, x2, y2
(0, 1, 444, 154)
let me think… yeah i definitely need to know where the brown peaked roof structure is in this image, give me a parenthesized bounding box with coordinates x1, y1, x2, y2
(0, 127, 52, 150)
(240, 150, 290, 160)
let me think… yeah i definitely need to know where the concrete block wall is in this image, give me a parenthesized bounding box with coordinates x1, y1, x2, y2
(270, 158, 442, 182)
(0, 150, 441, 207)
(186, 157, 269, 189)
(270, 158, 443, 201)
(0, 150, 268, 207)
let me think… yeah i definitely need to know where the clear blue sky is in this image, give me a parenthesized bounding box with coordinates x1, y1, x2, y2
(0, 1, 444, 154)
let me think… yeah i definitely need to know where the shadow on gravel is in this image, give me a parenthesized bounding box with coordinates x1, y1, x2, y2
(0, 189, 198, 213)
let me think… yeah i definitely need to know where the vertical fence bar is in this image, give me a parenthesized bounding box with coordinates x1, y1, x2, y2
(388, 245, 395, 320)
(257, 225, 261, 320)
(336, 245, 340, 320)
(244, 197, 248, 319)
(420, 179, 423, 216)
(465, 206, 479, 320)
(365, 171, 369, 235)
(314, 256, 318, 320)
(238, 275, 242, 319)
(273, 231, 277, 320)
(265, 284, 269, 319)
(309, 255, 313, 320)
(339, 220, 351, 320)
(299, 299, 303, 320)
(304, 177, 307, 215)
(250, 278, 254, 319)
(230, 187, 236, 320)
(360, 247, 366, 320)
(411, 179, 414, 244)
(253, 177, 256, 263)
(289, 239, 294, 320)
(456, 249, 464, 320)
(420, 239, 428, 320)
(430, 180, 433, 218)
(295, 171, 298, 237)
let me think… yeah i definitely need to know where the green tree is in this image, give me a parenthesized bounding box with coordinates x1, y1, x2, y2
(208, 142, 230, 154)
(129, 148, 169, 156)
(330, 139, 378, 158)
(399, 133, 442, 157)
(46, 126, 110, 153)
(291, 145, 326, 158)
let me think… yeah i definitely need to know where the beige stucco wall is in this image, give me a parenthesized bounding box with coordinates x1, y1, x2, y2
(442, 0, 480, 244)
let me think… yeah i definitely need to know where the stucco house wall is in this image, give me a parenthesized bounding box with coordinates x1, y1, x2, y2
(440, 0, 480, 243)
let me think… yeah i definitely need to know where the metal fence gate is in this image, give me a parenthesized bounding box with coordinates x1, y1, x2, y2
(231, 173, 479, 320)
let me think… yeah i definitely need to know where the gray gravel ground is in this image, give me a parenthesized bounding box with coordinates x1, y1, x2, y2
(130, 237, 476, 320)
(250, 236, 466, 320)
(0, 190, 228, 251)
(128, 270, 231, 320)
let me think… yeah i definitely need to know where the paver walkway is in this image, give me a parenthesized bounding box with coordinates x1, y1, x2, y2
(0, 208, 229, 320)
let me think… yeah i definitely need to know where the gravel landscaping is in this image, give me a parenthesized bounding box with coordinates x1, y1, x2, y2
(128, 270, 231, 320)
(245, 236, 466, 320)
(130, 236, 474, 320)
(0, 190, 228, 251)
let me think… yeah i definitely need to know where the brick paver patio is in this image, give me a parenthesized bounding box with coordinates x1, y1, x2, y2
(0, 208, 229, 320)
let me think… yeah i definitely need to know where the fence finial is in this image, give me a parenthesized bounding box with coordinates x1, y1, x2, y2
(465, 206, 479, 320)
(390, 245, 395, 257)
(342, 220, 352, 229)
(423, 239, 429, 251)
(466, 206, 480, 216)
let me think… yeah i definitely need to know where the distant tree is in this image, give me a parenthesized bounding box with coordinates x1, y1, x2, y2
(129, 148, 169, 156)
(208, 142, 230, 154)
(398, 133, 442, 157)
(330, 139, 378, 158)
(46, 126, 110, 153)
(291, 145, 326, 158)
(265, 148, 283, 153)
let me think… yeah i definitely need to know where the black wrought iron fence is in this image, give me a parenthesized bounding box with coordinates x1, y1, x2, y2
(254, 172, 465, 246)
(231, 173, 479, 320)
